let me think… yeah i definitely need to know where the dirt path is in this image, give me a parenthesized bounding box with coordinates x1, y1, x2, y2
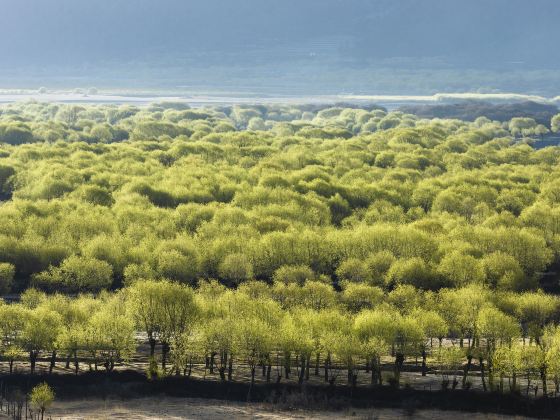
(40, 397, 531, 420)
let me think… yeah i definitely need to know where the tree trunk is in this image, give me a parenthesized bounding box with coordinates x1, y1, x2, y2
(149, 336, 156, 357)
(74, 351, 79, 375)
(421, 350, 427, 376)
(394, 353, 404, 386)
(462, 355, 472, 388)
(161, 342, 170, 371)
(29, 351, 37, 375)
(348, 368, 357, 387)
(49, 350, 57, 374)
(298, 356, 306, 385)
(541, 366, 548, 398)
(210, 353, 215, 374)
(315, 352, 320, 376)
(248, 367, 256, 401)
(499, 374, 504, 393)
(324, 353, 330, 382)
(228, 356, 233, 381)
(488, 360, 494, 391)
(480, 357, 487, 392)
(266, 363, 271, 383)
(219, 353, 226, 381)
(371, 357, 377, 386)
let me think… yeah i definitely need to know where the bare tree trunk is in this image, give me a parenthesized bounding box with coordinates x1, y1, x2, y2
(267, 362, 271, 383)
(210, 353, 216, 374)
(298, 356, 306, 385)
(421, 350, 427, 376)
(161, 342, 170, 371)
(324, 353, 330, 382)
(480, 357, 487, 392)
(462, 355, 472, 388)
(394, 353, 404, 387)
(219, 352, 226, 381)
(149, 336, 156, 357)
(49, 351, 57, 374)
(228, 356, 233, 381)
(541, 366, 548, 398)
(248, 367, 256, 401)
(74, 351, 79, 375)
(29, 351, 37, 375)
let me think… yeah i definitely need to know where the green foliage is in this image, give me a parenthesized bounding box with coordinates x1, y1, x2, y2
(218, 253, 253, 285)
(0, 102, 559, 392)
(552, 114, 560, 134)
(0, 262, 15, 294)
(386, 258, 436, 289)
(272, 265, 315, 285)
(29, 382, 55, 418)
(32, 255, 113, 293)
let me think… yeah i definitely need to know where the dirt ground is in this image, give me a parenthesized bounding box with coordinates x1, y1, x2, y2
(36, 396, 531, 420)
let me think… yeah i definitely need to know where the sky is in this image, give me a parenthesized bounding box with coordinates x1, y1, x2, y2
(0, 0, 558, 94)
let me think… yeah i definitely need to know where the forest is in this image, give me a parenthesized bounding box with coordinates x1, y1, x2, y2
(1, 101, 560, 409)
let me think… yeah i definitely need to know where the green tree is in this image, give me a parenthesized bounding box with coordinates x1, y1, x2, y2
(233, 316, 273, 398)
(412, 308, 448, 376)
(218, 253, 253, 285)
(353, 310, 394, 385)
(336, 258, 372, 284)
(481, 252, 526, 291)
(0, 262, 15, 294)
(126, 280, 165, 356)
(552, 114, 560, 133)
(33, 256, 113, 293)
(157, 282, 199, 371)
(21, 307, 62, 374)
(0, 303, 26, 373)
(437, 252, 485, 287)
(84, 303, 135, 372)
(386, 258, 436, 289)
(477, 306, 520, 391)
(341, 283, 384, 313)
(272, 265, 315, 285)
(29, 382, 55, 420)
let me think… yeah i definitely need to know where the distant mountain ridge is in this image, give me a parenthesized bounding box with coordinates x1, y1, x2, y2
(1, 0, 558, 65)
(0, 0, 559, 94)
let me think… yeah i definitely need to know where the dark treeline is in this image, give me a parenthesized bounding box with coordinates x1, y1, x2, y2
(3, 372, 560, 418)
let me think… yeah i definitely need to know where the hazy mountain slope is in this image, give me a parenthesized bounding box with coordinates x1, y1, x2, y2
(0, 0, 558, 93)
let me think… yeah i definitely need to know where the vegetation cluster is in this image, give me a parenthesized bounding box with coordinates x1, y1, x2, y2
(0, 102, 559, 294)
(0, 101, 560, 396)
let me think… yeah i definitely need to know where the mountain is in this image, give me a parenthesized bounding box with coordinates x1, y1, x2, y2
(0, 0, 559, 94)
